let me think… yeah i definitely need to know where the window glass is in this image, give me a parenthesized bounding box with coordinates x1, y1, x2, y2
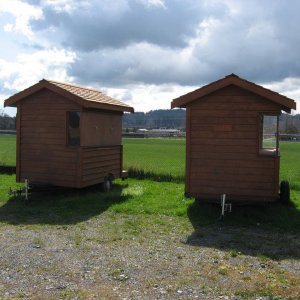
(68, 112, 80, 146)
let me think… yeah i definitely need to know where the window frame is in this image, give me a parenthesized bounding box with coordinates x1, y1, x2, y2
(258, 113, 279, 157)
(66, 111, 81, 147)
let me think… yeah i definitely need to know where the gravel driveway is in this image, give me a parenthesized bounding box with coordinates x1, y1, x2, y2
(0, 213, 299, 300)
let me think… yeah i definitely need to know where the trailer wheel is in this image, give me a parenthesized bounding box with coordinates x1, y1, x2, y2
(280, 180, 290, 205)
(102, 178, 112, 192)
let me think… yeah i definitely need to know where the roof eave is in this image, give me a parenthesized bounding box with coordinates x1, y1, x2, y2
(4, 80, 46, 107)
(85, 101, 134, 113)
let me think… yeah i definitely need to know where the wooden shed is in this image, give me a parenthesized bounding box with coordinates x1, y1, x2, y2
(171, 74, 296, 203)
(4, 79, 134, 189)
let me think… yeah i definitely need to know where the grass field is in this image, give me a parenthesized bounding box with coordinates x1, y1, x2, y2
(0, 134, 16, 165)
(123, 138, 185, 181)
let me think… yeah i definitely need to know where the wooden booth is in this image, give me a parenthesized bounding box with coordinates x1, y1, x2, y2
(4, 79, 134, 189)
(171, 74, 296, 203)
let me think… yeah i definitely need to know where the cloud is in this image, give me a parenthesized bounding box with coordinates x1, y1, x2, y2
(0, 0, 42, 38)
(104, 83, 195, 112)
(31, 0, 203, 50)
(69, 42, 206, 86)
(264, 77, 300, 111)
(25, 0, 300, 88)
(0, 48, 76, 92)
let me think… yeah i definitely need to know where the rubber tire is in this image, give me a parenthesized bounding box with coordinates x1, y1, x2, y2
(102, 178, 112, 192)
(280, 180, 290, 205)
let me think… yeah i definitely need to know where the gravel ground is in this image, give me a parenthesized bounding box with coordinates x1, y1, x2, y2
(0, 214, 299, 300)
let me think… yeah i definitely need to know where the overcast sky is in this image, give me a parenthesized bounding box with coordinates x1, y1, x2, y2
(1, 0, 300, 115)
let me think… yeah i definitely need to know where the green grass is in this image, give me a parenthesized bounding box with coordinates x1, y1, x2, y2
(0, 176, 299, 233)
(279, 142, 300, 190)
(123, 138, 185, 181)
(0, 134, 16, 165)
(0, 177, 192, 225)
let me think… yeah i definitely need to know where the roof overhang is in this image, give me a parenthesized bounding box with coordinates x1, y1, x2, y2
(171, 74, 296, 114)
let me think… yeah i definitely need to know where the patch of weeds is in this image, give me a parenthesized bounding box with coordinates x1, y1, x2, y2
(235, 288, 277, 299)
(127, 166, 184, 183)
(218, 265, 229, 276)
(32, 237, 45, 248)
(59, 289, 87, 299)
(123, 219, 142, 235)
(77, 222, 86, 230)
(109, 268, 129, 282)
(14, 292, 26, 299)
(199, 285, 209, 295)
(242, 276, 252, 281)
(70, 234, 83, 246)
(58, 225, 69, 230)
(229, 249, 240, 258)
(85, 237, 104, 244)
(257, 253, 271, 262)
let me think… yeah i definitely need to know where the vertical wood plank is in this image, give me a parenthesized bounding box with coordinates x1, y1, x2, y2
(16, 104, 21, 182)
(185, 107, 191, 196)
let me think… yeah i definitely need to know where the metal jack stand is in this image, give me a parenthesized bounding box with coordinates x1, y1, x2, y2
(221, 194, 232, 217)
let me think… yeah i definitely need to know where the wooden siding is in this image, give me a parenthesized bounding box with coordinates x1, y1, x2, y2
(80, 146, 122, 187)
(186, 85, 281, 202)
(80, 111, 122, 147)
(18, 89, 81, 187)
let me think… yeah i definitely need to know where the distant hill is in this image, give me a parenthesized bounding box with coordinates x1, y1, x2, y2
(123, 109, 186, 130)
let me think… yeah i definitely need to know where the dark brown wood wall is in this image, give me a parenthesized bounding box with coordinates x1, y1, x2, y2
(80, 146, 122, 187)
(18, 89, 81, 187)
(186, 85, 281, 202)
(81, 111, 122, 147)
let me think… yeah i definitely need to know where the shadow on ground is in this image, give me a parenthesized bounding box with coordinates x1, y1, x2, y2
(0, 183, 131, 225)
(186, 200, 300, 260)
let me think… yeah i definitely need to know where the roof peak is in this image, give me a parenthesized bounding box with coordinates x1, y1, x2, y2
(225, 73, 239, 78)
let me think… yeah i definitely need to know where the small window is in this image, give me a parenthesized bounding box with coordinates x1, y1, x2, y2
(259, 114, 278, 155)
(68, 112, 80, 146)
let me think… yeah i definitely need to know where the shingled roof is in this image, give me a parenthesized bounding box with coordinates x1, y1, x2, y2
(4, 79, 134, 113)
(171, 74, 296, 113)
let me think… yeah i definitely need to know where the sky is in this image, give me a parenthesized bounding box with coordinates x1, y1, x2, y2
(1, 0, 300, 116)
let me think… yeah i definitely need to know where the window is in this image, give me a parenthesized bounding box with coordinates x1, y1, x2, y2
(259, 114, 278, 155)
(67, 112, 80, 146)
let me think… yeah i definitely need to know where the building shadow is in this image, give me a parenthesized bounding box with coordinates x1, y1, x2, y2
(0, 183, 131, 225)
(186, 199, 300, 260)
(0, 165, 16, 174)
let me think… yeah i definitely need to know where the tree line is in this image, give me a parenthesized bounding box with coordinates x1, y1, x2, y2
(0, 110, 16, 130)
